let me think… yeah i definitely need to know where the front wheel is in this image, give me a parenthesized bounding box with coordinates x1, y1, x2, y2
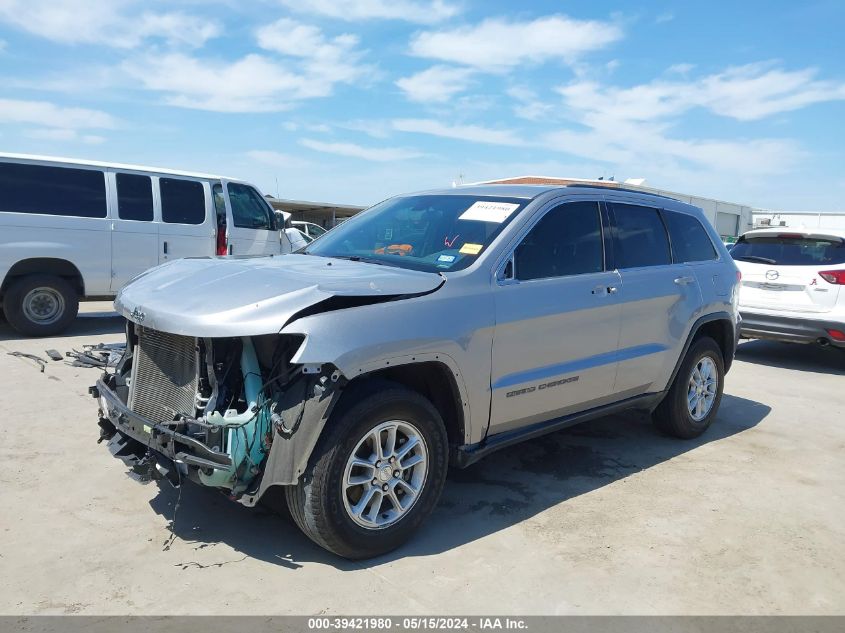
(3, 274, 79, 337)
(653, 336, 725, 439)
(285, 383, 449, 559)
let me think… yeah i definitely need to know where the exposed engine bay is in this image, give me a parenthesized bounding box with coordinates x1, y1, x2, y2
(94, 323, 344, 505)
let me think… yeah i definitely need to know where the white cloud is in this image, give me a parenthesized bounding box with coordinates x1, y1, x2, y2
(124, 19, 371, 113)
(276, 0, 458, 24)
(666, 63, 695, 75)
(391, 118, 527, 146)
(410, 15, 623, 71)
(256, 18, 369, 89)
(655, 12, 674, 24)
(396, 65, 474, 103)
(299, 138, 424, 162)
(0, 0, 219, 49)
(246, 150, 311, 169)
(557, 63, 845, 123)
(507, 86, 555, 122)
(24, 128, 105, 144)
(0, 98, 117, 129)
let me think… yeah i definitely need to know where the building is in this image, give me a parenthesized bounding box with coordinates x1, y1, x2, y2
(750, 210, 845, 231)
(468, 176, 763, 239)
(265, 196, 365, 228)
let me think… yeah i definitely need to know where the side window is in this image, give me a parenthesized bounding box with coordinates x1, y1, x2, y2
(0, 161, 106, 218)
(212, 183, 227, 226)
(514, 201, 603, 281)
(611, 204, 671, 268)
(228, 183, 274, 230)
(116, 173, 153, 221)
(664, 211, 718, 262)
(160, 178, 205, 225)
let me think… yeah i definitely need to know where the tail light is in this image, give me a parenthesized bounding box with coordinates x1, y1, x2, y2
(827, 329, 845, 342)
(216, 226, 227, 256)
(736, 270, 742, 283)
(819, 270, 845, 285)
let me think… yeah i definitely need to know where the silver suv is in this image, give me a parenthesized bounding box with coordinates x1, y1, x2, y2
(93, 184, 741, 559)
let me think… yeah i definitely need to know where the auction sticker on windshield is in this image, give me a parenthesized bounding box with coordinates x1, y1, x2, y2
(459, 201, 521, 223)
(459, 243, 483, 255)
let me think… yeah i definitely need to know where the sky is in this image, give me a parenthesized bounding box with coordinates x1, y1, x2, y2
(1, 0, 844, 211)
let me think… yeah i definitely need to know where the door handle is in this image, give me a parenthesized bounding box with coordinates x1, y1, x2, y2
(608, 286, 618, 294)
(163, 241, 168, 255)
(592, 285, 619, 296)
(674, 275, 695, 285)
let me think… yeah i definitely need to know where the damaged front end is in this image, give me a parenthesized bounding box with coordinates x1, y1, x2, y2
(93, 323, 344, 506)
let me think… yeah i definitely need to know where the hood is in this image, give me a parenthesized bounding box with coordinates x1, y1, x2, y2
(115, 254, 444, 337)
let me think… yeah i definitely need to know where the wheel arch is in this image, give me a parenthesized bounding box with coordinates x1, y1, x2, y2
(339, 358, 469, 449)
(1, 258, 85, 298)
(667, 312, 737, 389)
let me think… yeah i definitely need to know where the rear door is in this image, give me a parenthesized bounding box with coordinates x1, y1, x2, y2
(609, 202, 702, 396)
(732, 233, 844, 313)
(489, 199, 623, 434)
(108, 170, 159, 291)
(224, 181, 284, 256)
(156, 176, 215, 263)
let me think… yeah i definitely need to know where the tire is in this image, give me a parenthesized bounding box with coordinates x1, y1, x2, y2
(653, 336, 725, 439)
(285, 382, 449, 559)
(2, 274, 79, 337)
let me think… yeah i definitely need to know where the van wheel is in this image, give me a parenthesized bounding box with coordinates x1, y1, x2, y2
(285, 383, 449, 559)
(3, 275, 79, 337)
(653, 336, 724, 439)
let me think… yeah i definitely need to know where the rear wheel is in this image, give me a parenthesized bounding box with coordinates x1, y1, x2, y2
(285, 383, 449, 559)
(653, 336, 725, 439)
(2, 274, 79, 337)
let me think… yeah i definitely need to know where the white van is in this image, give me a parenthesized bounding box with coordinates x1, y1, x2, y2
(0, 153, 295, 336)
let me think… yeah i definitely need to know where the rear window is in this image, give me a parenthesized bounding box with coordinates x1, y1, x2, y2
(664, 211, 718, 262)
(611, 204, 671, 268)
(116, 173, 153, 221)
(160, 178, 205, 225)
(731, 235, 845, 266)
(0, 161, 106, 218)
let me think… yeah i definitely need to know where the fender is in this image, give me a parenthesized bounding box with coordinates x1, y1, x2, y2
(665, 311, 737, 389)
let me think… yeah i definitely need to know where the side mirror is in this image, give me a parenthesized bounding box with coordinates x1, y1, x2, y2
(274, 210, 292, 231)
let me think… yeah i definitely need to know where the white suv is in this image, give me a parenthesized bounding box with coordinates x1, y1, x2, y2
(732, 228, 845, 349)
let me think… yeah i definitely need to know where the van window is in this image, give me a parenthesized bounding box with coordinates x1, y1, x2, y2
(611, 204, 671, 268)
(116, 173, 153, 221)
(664, 211, 717, 262)
(514, 201, 603, 281)
(228, 183, 274, 230)
(160, 178, 205, 225)
(0, 161, 106, 218)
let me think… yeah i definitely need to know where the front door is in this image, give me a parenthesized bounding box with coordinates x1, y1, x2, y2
(224, 181, 283, 256)
(489, 200, 623, 434)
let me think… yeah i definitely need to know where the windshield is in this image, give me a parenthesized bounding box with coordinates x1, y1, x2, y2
(305, 194, 528, 272)
(732, 234, 845, 266)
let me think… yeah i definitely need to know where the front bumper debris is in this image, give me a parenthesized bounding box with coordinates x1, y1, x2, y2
(92, 376, 233, 482)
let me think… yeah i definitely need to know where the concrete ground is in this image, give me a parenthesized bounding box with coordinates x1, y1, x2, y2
(0, 302, 843, 615)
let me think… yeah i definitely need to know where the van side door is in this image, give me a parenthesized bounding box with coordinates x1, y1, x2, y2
(223, 181, 285, 256)
(608, 201, 702, 396)
(107, 170, 159, 292)
(156, 176, 215, 262)
(489, 199, 623, 434)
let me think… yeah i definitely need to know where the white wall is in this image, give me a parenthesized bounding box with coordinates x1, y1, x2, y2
(751, 212, 845, 231)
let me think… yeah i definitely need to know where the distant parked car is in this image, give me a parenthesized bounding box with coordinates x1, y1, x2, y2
(292, 220, 328, 241)
(0, 153, 295, 336)
(732, 228, 845, 349)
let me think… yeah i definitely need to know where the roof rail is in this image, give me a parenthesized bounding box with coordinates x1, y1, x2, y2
(565, 184, 678, 200)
